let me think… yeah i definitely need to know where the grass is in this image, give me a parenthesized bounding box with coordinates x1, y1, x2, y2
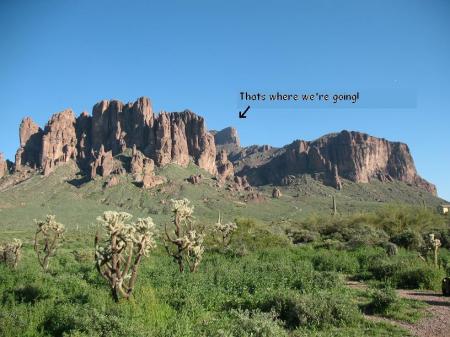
(0, 161, 449, 336)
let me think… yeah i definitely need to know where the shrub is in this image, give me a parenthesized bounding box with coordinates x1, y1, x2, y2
(228, 310, 288, 337)
(391, 230, 424, 250)
(396, 265, 445, 290)
(258, 291, 360, 329)
(367, 286, 398, 314)
(288, 229, 320, 244)
(383, 242, 399, 256)
(312, 251, 359, 274)
(0, 239, 22, 269)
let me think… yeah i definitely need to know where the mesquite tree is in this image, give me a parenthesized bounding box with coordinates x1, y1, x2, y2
(34, 215, 65, 271)
(214, 212, 238, 247)
(95, 211, 156, 302)
(164, 199, 205, 273)
(0, 239, 22, 269)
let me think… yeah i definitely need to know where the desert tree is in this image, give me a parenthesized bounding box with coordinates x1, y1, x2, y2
(164, 198, 205, 272)
(95, 211, 156, 302)
(0, 239, 22, 269)
(34, 215, 65, 272)
(214, 212, 238, 248)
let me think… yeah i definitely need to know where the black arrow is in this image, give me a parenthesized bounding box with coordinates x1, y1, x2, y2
(239, 105, 250, 119)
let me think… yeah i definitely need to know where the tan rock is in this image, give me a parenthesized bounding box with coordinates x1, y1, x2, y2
(41, 109, 78, 176)
(15, 117, 42, 170)
(90, 145, 113, 179)
(142, 158, 165, 189)
(0, 153, 7, 178)
(216, 149, 234, 183)
(272, 187, 282, 198)
(187, 174, 202, 184)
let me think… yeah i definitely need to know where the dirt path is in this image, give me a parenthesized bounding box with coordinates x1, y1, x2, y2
(347, 281, 450, 337)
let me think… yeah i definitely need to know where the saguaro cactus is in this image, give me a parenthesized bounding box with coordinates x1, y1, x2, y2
(34, 215, 65, 271)
(0, 239, 22, 269)
(214, 212, 238, 247)
(332, 196, 337, 216)
(95, 211, 157, 302)
(164, 199, 205, 272)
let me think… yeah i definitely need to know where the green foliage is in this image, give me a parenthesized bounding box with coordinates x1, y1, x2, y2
(367, 286, 398, 314)
(390, 230, 424, 250)
(367, 255, 446, 290)
(256, 290, 360, 330)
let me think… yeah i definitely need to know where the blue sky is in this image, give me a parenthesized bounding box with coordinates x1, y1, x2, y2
(0, 0, 449, 200)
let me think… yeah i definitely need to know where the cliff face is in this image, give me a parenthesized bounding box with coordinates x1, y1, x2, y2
(237, 130, 436, 195)
(13, 97, 217, 177)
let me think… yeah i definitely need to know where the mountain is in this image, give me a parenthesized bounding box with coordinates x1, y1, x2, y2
(0, 96, 438, 197)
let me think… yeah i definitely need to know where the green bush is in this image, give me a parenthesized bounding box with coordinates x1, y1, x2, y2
(228, 310, 288, 337)
(312, 250, 359, 274)
(396, 265, 445, 290)
(391, 230, 424, 250)
(288, 229, 320, 244)
(367, 286, 398, 314)
(257, 291, 360, 329)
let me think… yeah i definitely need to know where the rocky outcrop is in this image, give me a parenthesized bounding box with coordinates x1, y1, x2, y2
(12, 97, 218, 179)
(213, 127, 240, 146)
(131, 145, 146, 181)
(216, 149, 234, 183)
(90, 145, 113, 179)
(240, 131, 436, 195)
(142, 158, 165, 189)
(272, 187, 282, 198)
(15, 117, 43, 170)
(90, 98, 217, 174)
(0, 153, 7, 178)
(41, 109, 78, 176)
(187, 174, 202, 184)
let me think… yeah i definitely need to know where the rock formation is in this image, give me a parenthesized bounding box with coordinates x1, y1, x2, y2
(15, 117, 42, 170)
(216, 149, 234, 183)
(12, 97, 217, 180)
(272, 187, 282, 198)
(187, 174, 202, 184)
(238, 130, 436, 195)
(0, 153, 7, 178)
(212, 127, 240, 147)
(131, 145, 146, 182)
(41, 109, 78, 176)
(8, 98, 437, 195)
(90, 145, 114, 179)
(141, 158, 165, 189)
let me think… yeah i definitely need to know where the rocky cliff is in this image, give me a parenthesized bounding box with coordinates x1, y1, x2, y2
(235, 130, 436, 195)
(12, 97, 218, 180)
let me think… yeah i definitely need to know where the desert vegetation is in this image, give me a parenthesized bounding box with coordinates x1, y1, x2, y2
(0, 202, 449, 336)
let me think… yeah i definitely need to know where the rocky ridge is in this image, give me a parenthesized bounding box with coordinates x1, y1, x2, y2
(1, 96, 437, 195)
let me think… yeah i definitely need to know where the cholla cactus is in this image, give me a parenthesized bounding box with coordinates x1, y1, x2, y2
(214, 212, 238, 247)
(0, 239, 22, 269)
(164, 199, 205, 272)
(95, 211, 156, 302)
(424, 233, 441, 267)
(34, 215, 65, 271)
